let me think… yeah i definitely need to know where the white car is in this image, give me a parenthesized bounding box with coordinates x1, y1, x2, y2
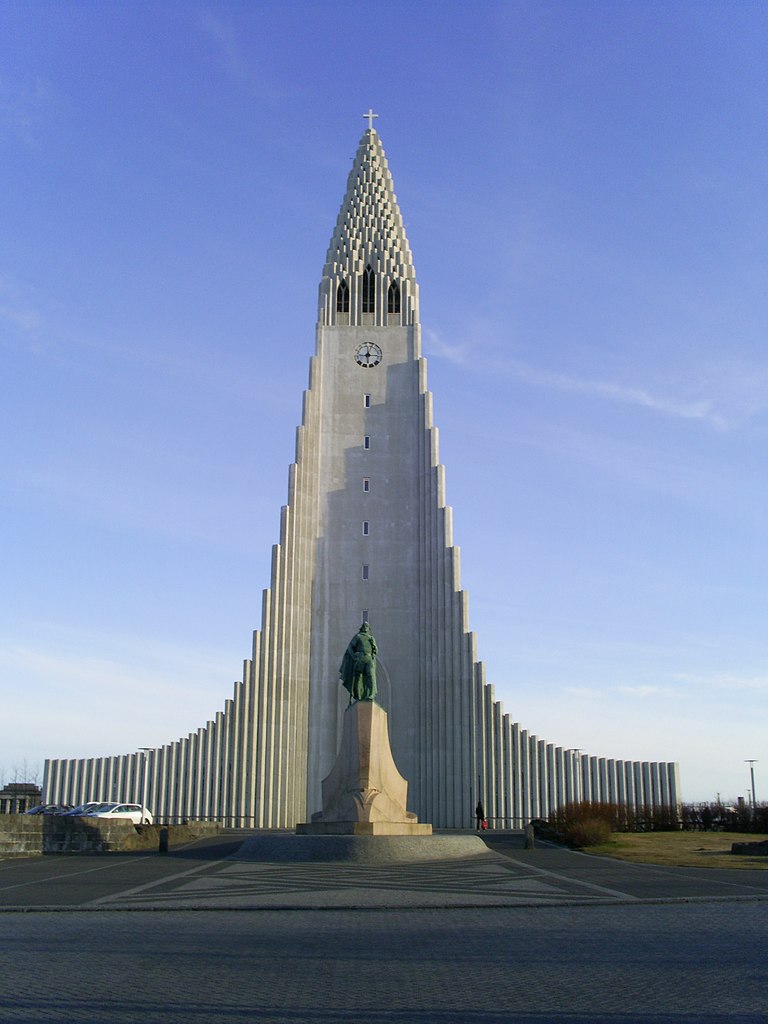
(86, 803, 153, 825)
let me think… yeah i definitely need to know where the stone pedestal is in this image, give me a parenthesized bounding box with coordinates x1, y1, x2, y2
(297, 701, 432, 836)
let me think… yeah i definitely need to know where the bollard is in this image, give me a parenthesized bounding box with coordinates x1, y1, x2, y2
(525, 824, 535, 849)
(159, 827, 169, 854)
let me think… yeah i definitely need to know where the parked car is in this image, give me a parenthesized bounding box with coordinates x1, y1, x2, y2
(62, 802, 113, 816)
(86, 803, 153, 825)
(22, 803, 73, 815)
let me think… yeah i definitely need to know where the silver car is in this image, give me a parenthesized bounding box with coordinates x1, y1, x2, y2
(62, 802, 112, 816)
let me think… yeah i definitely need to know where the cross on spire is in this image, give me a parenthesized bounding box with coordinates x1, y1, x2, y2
(363, 108, 379, 131)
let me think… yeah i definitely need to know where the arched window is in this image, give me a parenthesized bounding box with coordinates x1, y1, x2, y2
(362, 265, 375, 314)
(387, 281, 401, 314)
(336, 279, 349, 313)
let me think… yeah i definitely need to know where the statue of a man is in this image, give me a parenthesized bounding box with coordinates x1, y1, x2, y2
(339, 621, 378, 702)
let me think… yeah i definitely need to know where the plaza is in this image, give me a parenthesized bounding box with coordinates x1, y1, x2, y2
(1, 833, 766, 1023)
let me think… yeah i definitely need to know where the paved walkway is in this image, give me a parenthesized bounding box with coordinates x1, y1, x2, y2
(0, 831, 766, 911)
(2, 903, 766, 1023)
(0, 833, 766, 1023)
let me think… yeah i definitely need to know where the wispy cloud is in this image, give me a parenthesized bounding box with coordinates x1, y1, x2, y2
(195, 11, 291, 102)
(607, 674, 768, 702)
(0, 645, 150, 691)
(504, 360, 728, 428)
(616, 684, 681, 699)
(565, 675, 768, 703)
(0, 303, 43, 336)
(567, 683, 681, 701)
(0, 276, 44, 348)
(196, 11, 251, 86)
(0, 638, 236, 714)
(426, 317, 766, 430)
(0, 75, 56, 148)
(563, 687, 602, 700)
(0, 639, 238, 762)
(670, 671, 768, 694)
(423, 327, 470, 365)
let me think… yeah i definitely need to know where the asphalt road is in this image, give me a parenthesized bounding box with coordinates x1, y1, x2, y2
(0, 832, 766, 1023)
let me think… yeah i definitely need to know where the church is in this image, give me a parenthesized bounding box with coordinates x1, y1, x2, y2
(43, 118, 680, 828)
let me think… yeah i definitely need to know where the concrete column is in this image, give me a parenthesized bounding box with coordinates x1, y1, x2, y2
(607, 760, 617, 804)
(642, 762, 652, 814)
(598, 758, 608, 803)
(528, 735, 539, 820)
(650, 762, 662, 810)
(538, 739, 549, 819)
(593, 757, 606, 802)
(554, 746, 565, 810)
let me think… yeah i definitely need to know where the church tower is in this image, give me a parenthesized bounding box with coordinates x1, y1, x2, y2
(44, 120, 680, 827)
(304, 118, 476, 825)
(236, 116, 480, 827)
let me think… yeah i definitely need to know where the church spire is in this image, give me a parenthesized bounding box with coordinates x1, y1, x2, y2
(318, 125, 419, 327)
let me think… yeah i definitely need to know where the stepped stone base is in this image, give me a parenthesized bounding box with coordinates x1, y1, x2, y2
(297, 820, 432, 836)
(234, 834, 488, 863)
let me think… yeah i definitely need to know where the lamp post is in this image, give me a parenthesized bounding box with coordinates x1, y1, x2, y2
(745, 760, 757, 811)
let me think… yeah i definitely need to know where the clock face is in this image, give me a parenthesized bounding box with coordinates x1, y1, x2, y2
(355, 342, 382, 368)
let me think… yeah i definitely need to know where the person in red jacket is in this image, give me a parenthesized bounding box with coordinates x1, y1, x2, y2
(475, 800, 485, 831)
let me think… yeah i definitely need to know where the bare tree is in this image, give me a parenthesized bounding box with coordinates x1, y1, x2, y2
(11, 760, 42, 786)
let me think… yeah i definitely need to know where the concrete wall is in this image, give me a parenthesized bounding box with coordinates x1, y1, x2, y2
(0, 816, 220, 857)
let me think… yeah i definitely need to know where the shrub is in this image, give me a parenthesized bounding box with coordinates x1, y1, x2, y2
(549, 801, 620, 847)
(549, 800, 680, 846)
(566, 818, 612, 848)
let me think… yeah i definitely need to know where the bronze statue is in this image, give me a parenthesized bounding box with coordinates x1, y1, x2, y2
(339, 622, 378, 702)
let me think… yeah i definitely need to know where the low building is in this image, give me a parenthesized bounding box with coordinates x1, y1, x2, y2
(0, 783, 42, 814)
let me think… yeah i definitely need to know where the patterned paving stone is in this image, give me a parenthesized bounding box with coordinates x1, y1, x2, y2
(0, 904, 766, 1023)
(92, 857, 589, 910)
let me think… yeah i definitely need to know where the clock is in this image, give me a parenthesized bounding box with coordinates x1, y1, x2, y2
(355, 342, 382, 368)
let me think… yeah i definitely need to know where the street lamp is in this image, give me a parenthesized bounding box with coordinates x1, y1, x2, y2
(745, 760, 757, 810)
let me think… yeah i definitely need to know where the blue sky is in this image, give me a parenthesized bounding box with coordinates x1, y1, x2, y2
(1, 1, 766, 804)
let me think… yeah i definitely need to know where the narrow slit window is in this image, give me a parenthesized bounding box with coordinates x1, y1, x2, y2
(364, 435, 370, 450)
(362, 265, 375, 314)
(362, 521, 369, 536)
(387, 280, 401, 314)
(363, 478, 370, 492)
(362, 564, 369, 581)
(336, 279, 349, 313)
(364, 394, 371, 408)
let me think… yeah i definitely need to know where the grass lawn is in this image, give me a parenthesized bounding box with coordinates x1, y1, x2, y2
(582, 831, 768, 869)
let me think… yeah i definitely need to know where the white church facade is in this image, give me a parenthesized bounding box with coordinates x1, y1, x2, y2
(44, 122, 680, 828)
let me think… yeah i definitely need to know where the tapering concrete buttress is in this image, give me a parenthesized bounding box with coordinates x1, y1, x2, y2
(43, 128, 681, 827)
